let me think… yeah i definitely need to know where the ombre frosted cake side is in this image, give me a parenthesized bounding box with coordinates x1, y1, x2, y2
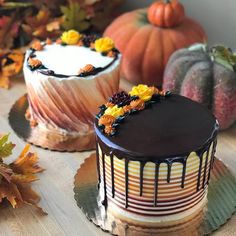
(94, 85, 218, 226)
(23, 31, 121, 151)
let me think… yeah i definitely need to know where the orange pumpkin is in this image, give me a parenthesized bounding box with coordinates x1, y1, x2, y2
(104, 0, 207, 87)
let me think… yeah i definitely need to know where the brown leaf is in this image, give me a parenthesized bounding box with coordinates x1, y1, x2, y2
(11, 144, 45, 175)
(0, 15, 19, 49)
(17, 183, 47, 215)
(0, 163, 13, 182)
(11, 173, 39, 184)
(0, 181, 23, 208)
(23, 9, 62, 39)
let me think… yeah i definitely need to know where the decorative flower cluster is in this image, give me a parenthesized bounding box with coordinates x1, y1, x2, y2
(60, 30, 116, 55)
(97, 84, 171, 136)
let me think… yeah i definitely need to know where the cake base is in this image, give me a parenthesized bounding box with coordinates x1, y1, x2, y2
(74, 153, 236, 236)
(8, 94, 96, 152)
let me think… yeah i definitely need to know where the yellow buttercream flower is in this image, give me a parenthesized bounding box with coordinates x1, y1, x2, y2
(129, 84, 155, 102)
(95, 37, 115, 53)
(104, 105, 124, 118)
(61, 30, 81, 45)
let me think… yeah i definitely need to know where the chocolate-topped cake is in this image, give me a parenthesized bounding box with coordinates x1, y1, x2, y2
(95, 84, 218, 226)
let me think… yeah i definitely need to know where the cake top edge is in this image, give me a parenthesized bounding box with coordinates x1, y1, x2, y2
(25, 29, 120, 78)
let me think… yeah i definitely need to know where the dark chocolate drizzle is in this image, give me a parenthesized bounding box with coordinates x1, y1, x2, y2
(154, 163, 160, 207)
(95, 95, 218, 209)
(125, 159, 129, 208)
(27, 37, 119, 78)
(110, 154, 115, 198)
(101, 152, 107, 207)
(139, 162, 145, 196)
(95, 141, 101, 185)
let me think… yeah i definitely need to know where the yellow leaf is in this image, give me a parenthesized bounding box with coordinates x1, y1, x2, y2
(0, 75, 10, 89)
(46, 20, 61, 32)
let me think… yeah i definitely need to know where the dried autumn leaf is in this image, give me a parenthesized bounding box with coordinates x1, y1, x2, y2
(0, 134, 46, 214)
(0, 163, 13, 183)
(22, 9, 62, 39)
(11, 144, 44, 175)
(16, 183, 47, 215)
(0, 75, 10, 89)
(0, 181, 22, 208)
(0, 50, 24, 89)
(61, 2, 90, 32)
(0, 15, 19, 49)
(0, 134, 15, 159)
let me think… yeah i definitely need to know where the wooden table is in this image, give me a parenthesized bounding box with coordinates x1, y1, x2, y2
(0, 79, 235, 236)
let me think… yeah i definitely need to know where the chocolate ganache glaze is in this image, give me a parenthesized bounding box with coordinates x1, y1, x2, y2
(95, 94, 218, 208)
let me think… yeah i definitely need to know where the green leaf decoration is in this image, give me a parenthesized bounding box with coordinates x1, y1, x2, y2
(0, 134, 15, 159)
(60, 2, 90, 32)
(210, 45, 236, 72)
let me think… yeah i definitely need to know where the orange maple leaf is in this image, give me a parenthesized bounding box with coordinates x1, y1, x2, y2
(0, 50, 24, 89)
(0, 136, 46, 214)
(11, 144, 44, 175)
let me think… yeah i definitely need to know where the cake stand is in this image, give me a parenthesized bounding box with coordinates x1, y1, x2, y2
(8, 94, 96, 152)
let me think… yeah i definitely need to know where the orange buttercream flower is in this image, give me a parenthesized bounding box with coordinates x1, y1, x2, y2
(28, 58, 42, 68)
(31, 40, 43, 51)
(79, 64, 94, 74)
(104, 125, 115, 135)
(56, 38, 62, 44)
(98, 115, 116, 127)
(105, 102, 115, 108)
(123, 105, 132, 113)
(46, 38, 52, 45)
(130, 99, 145, 111)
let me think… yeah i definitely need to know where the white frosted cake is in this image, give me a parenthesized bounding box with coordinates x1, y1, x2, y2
(23, 30, 121, 151)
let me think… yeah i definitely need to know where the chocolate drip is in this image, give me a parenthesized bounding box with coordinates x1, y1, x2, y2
(202, 148, 210, 189)
(101, 152, 107, 207)
(181, 158, 187, 188)
(154, 163, 160, 207)
(167, 162, 172, 183)
(207, 139, 217, 184)
(95, 142, 100, 185)
(125, 159, 129, 208)
(196, 153, 203, 191)
(139, 162, 146, 196)
(110, 154, 115, 198)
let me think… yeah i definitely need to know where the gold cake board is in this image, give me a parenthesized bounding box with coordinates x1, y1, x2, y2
(8, 94, 96, 152)
(74, 153, 236, 236)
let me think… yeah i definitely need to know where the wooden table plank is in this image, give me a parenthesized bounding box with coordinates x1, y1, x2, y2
(0, 79, 235, 236)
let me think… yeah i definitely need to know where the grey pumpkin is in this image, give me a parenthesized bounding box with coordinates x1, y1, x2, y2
(163, 44, 236, 130)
